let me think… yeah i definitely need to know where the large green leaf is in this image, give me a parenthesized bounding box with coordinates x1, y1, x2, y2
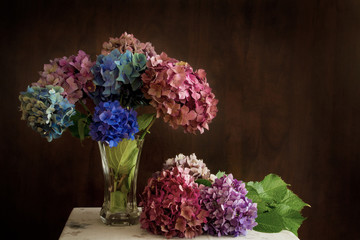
(275, 204, 306, 236)
(127, 161, 138, 190)
(105, 139, 139, 177)
(253, 204, 306, 236)
(260, 174, 288, 202)
(105, 145, 119, 171)
(282, 189, 311, 211)
(118, 147, 139, 175)
(247, 174, 288, 203)
(137, 113, 156, 131)
(246, 173, 309, 236)
(253, 211, 284, 233)
(246, 181, 266, 203)
(77, 118, 88, 141)
(68, 110, 90, 141)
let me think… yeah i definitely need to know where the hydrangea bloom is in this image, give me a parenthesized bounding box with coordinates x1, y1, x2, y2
(163, 153, 215, 182)
(90, 49, 148, 108)
(19, 86, 75, 142)
(33, 50, 95, 104)
(101, 32, 157, 59)
(141, 52, 218, 134)
(200, 174, 258, 237)
(140, 167, 208, 239)
(89, 100, 139, 147)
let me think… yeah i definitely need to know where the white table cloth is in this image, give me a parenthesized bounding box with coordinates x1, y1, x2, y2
(59, 208, 299, 240)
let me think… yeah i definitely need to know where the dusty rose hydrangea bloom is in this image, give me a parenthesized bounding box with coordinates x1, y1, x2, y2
(101, 32, 157, 58)
(141, 52, 218, 134)
(140, 167, 208, 239)
(163, 153, 215, 182)
(33, 50, 95, 104)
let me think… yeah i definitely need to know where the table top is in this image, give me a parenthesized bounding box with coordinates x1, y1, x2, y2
(59, 208, 300, 240)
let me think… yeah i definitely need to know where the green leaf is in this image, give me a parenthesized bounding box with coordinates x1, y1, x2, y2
(110, 191, 127, 212)
(128, 164, 136, 190)
(118, 147, 139, 175)
(195, 179, 212, 187)
(246, 173, 310, 236)
(246, 181, 266, 203)
(253, 211, 284, 233)
(274, 204, 306, 236)
(137, 113, 156, 131)
(246, 174, 288, 205)
(282, 189, 311, 211)
(215, 171, 226, 179)
(78, 118, 88, 141)
(246, 182, 269, 213)
(261, 174, 288, 202)
(68, 110, 90, 140)
(105, 139, 139, 177)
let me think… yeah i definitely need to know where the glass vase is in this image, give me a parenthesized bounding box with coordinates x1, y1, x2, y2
(98, 137, 144, 225)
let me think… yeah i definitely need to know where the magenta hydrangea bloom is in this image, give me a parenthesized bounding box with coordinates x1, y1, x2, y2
(33, 50, 95, 104)
(101, 32, 157, 59)
(141, 52, 218, 134)
(200, 174, 258, 237)
(140, 167, 208, 239)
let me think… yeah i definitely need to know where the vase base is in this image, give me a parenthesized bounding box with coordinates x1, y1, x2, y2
(100, 207, 141, 226)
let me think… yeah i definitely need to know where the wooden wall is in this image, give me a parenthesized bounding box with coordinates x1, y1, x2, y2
(1, 0, 359, 239)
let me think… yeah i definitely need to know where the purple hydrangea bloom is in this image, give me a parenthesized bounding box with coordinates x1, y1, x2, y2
(89, 100, 139, 147)
(33, 50, 95, 104)
(199, 174, 258, 237)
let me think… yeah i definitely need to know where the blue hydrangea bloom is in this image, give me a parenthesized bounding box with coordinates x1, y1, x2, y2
(89, 100, 139, 147)
(19, 85, 75, 142)
(90, 49, 148, 108)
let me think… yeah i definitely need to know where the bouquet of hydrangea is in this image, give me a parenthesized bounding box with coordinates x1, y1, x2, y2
(19, 32, 219, 226)
(19, 32, 308, 238)
(19, 32, 218, 145)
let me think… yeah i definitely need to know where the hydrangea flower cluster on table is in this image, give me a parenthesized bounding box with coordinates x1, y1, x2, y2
(140, 153, 258, 238)
(19, 32, 218, 147)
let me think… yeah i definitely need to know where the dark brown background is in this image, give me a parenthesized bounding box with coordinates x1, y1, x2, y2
(1, 0, 359, 239)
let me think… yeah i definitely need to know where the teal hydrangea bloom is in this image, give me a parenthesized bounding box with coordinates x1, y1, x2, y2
(19, 85, 75, 142)
(90, 49, 148, 108)
(116, 50, 147, 90)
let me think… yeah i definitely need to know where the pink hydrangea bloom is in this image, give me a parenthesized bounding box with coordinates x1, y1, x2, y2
(141, 52, 218, 134)
(140, 167, 208, 239)
(101, 32, 157, 58)
(163, 153, 216, 182)
(33, 50, 95, 104)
